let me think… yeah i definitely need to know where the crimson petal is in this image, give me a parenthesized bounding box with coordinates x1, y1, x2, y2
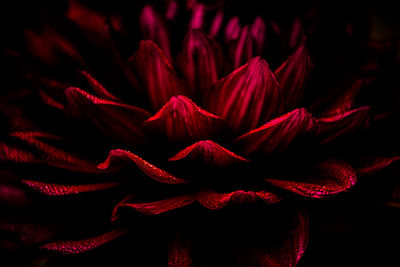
(197, 190, 281, 210)
(143, 95, 223, 144)
(266, 159, 357, 198)
(129, 40, 187, 110)
(233, 108, 315, 156)
(22, 180, 120, 196)
(169, 140, 249, 167)
(208, 57, 281, 133)
(65, 87, 151, 144)
(274, 43, 312, 110)
(42, 229, 128, 255)
(357, 157, 400, 176)
(80, 70, 121, 102)
(168, 232, 193, 267)
(115, 195, 195, 215)
(140, 5, 172, 60)
(179, 30, 219, 96)
(317, 106, 371, 144)
(98, 149, 189, 184)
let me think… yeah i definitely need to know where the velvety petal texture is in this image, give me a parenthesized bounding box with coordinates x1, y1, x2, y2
(169, 140, 249, 167)
(143, 95, 223, 144)
(234, 108, 315, 155)
(266, 159, 357, 198)
(208, 57, 281, 133)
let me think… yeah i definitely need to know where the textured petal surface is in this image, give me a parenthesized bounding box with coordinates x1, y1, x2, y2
(143, 95, 223, 144)
(274, 44, 312, 110)
(22, 180, 120, 196)
(266, 159, 357, 198)
(168, 232, 194, 267)
(179, 30, 219, 96)
(197, 190, 281, 209)
(233, 108, 315, 155)
(98, 149, 188, 184)
(356, 157, 400, 176)
(169, 140, 249, 167)
(129, 40, 186, 110)
(65, 87, 150, 144)
(42, 229, 127, 255)
(317, 106, 371, 144)
(79, 70, 121, 102)
(208, 57, 281, 133)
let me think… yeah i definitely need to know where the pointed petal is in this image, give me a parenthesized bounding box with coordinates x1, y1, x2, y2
(233, 108, 315, 156)
(207, 57, 282, 133)
(179, 30, 219, 96)
(250, 17, 266, 56)
(317, 106, 371, 144)
(189, 3, 205, 29)
(322, 79, 364, 117)
(143, 95, 223, 144)
(197, 190, 281, 209)
(169, 140, 249, 167)
(65, 87, 151, 144)
(209, 11, 224, 37)
(118, 195, 195, 215)
(274, 44, 312, 110)
(22, 180, 120, 196)
(266, 159, 357, 198)
(225, 16, 241, 43)
(98, 149, 189, 184)
(3, 132, 98, 173)
(129, 40, 187, 110)
(357, 157, 400, 176)
(232, 25, 253, 68)
(165, 0, 179, 20)
(42, 229, 128, 255)
(140, 5, 172, 60)
(169, 232, 194, 267)
(79, 70, 121, 102)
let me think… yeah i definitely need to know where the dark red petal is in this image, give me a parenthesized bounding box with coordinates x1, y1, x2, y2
(118, 195, 195, 215)
(189, 3, 205, 29)
(42, 229, 128, 255)
(65, 87, 151, 144)
(98, 149, 188, 184)
(322, 79, 364, 117)
(4, 132, 98, 173)
(207, 57, 282, 133)
(250, 17, 266, 56)
(169, 140, 249, 167)
(80, 70, 120, 102)
(274, 44, 312, 110)
(140, 5, 172, 60)
(22, 180, 120, 196)
(165, 0, 178, 20)
(168, 232, 193, 267)
(259, 211, 309, 267)
(129, 40, 187, 110)
(0, 183, 30, 207)
(144, 95, 223, 144)
(233, 108, 315, 156)
(266, 159, 357, 198)
(179, 30, 219, 96)
(289, 16, 303, 49)
(209, 11, 224, 37)
(356, 157, 400, 176)
(197, 190, 281, 209)
(225, 16, 241, 43)
(317, 106, 371, 144)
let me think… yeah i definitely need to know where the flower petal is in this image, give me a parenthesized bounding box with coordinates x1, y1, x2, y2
(2, 132, 98, 173)
(116, 195, 195, 215)
(42, 229, 128, 255)
(22, 180, 120, 196)
(168, 232, 193, 267)
(98, 149, 188, 184)
(144, 95, 223, 144)
(209, 11, 224, 37)
(274, 43, 312, 110)
(317, 106, 371, 144)
(140, 5, 172, 60)
(207, 57, 282, 133)
(79, 70, 121, 102)
(129, 40, 187, 110)
(65, 87, 151, 144)
(179, 30, 219, 96)
(197, 190, 281, 209)
(189, 3, 205, 30)
(169, 140, 249, 167)
(356, 157, 400, 176)
(266, 159, 357, 198)
(233, 108, 315, 156)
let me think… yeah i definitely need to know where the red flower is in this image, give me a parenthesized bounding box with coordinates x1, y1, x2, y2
(1, 1, 399, 266)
